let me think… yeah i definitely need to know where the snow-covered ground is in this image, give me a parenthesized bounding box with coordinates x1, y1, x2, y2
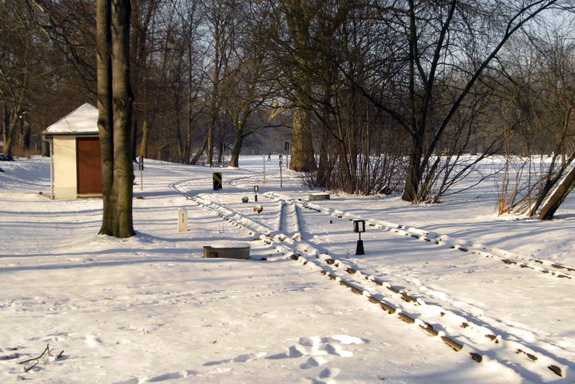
(0, 155, 573, 384)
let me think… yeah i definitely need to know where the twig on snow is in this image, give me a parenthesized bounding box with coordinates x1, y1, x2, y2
(19, 344, 50, 365)
(18, 344, 64, 372)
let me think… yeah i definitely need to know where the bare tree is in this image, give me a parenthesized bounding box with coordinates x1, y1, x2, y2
(199, 0, 235, 166)
(173, 0, 206, 164)
(495, 19, 575, 219)
(343, 0, 566, 203)
(130, 0, 160, 160)
(217, 2, 279, 167)
(264, 0, 323, 172)
(0, 0, 37, 156)
(276, 1, 406, 195)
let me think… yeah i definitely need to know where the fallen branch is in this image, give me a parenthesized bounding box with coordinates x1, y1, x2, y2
(19, 344, 50, 365)
(22, 360, 40, 373)
(18, 344, 64, 372)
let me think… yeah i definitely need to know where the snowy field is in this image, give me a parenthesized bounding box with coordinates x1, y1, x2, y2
(0, 155, 573, 384)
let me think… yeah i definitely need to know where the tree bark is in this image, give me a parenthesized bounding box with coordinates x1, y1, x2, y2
(290, 105, 316, 171)
(139, 119, 149, 158)
(284, 0, 316, 172)
(96, 0, 135, 238)
(96, 0, 114, 235)
(111, 0, 134, 237)
(207, 118, 214, 166)
(3, 107, 24, 157)
(229, 134, 244, 168)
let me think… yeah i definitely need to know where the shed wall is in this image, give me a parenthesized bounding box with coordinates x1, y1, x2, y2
(52, 136, 78, 199)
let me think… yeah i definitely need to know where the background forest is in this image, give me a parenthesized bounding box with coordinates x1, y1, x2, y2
(2, 0, 575, 217)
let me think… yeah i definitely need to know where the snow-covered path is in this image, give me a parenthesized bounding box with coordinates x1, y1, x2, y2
(1, 156, 573, 383)
(177, 180, 574, 382)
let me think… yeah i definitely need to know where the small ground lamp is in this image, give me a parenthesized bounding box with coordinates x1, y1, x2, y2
(254, 185, 259, 202)
(353, 219, 366, 255)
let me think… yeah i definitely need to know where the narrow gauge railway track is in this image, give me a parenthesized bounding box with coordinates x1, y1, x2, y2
(173, 183, 573, 382)
(270, 193, 575, 281)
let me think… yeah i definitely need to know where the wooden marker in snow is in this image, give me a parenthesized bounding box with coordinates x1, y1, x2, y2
(178, 208, 188, 232)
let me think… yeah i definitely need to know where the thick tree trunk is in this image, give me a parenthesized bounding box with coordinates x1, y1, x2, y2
(290, 106, 316, 171)
(3, 108, 22, 156)
(402, 138, 423, 202)
(97, 0, 135, 238)
(284, 1, 316, 172)
(229, 134, 243, 168)
(97, 0, 114, 235)
(315, 126, 331, 187)
(111, 0, 134, 238)
(537, 165, 575, 220)
(3, 126, 14, 156)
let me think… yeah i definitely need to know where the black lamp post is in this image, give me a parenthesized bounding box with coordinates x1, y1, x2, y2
(353, 219, 365, 255)
(254, 185, 259, 202)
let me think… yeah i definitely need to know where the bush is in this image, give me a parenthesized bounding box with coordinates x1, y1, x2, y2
(0, 153, 14, 161)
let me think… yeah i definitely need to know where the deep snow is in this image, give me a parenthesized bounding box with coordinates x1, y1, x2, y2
(0, 155, 573, 384)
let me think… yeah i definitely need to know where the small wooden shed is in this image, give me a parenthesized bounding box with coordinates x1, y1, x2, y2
(43, 103, 102, 199)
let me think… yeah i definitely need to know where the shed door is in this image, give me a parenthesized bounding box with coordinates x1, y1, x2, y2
(76, 137, 102, 194)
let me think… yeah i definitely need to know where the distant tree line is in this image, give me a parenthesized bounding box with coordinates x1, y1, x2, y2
(1, 0, 574, 219)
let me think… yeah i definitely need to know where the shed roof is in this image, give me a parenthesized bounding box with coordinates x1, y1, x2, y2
(43, 103, 99, 136)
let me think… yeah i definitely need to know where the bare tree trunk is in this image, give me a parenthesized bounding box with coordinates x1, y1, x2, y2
(217, 140, 224, 166)
(111, 0, 134, 237)
(1, 106, 7, 152)
(97, 0, 114, 235)
(3, 107, 24, 156)
(538, 165, 575, 220)
(97, 0, 135, 238)
(207, 118, 214, 166)
(229, 134, 243, 167)
(139, 119, 149, 158)
(190, 132, 208, 165)
(280, 0, 317, 172)
(290, 105, 316, 171)
(182, 106, 199, 164)
(21, 116, 31, 151)
(3, 113, 18, 156)
(315, 124, 331, 187)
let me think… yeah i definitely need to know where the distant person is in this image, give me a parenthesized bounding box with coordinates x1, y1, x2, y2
(268, 153, 271, 161)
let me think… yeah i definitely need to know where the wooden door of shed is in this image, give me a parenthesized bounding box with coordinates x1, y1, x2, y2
(76, 137, 102, 194)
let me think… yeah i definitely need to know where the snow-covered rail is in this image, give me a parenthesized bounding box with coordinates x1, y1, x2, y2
(278, 198, 301, 238)
(172, 182, 573, 382)
(283, 194, 574, 280)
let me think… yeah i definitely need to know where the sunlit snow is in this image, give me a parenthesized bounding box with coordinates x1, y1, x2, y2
(0, 155, 573, 383)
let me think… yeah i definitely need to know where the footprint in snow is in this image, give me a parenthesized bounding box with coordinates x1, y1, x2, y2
(200, 335, 365, 382)
(319, 367, 341, 379)
(85, 334, 103, 348)
(300, 356, 328, 369)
